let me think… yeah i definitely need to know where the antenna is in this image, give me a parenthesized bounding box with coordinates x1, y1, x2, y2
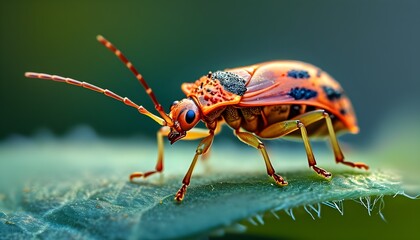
(24, 72, 165, 126)
(96, 35, 173, 126)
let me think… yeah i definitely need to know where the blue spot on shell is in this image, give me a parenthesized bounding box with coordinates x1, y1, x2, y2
(288, 87, 318, 100)
(287, 70, 310, 79)
(322, 86, 342, 100)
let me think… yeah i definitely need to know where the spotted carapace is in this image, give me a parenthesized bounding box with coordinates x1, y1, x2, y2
(25, 35, 369, 202)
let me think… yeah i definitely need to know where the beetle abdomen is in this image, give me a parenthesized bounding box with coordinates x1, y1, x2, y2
(222, 104, 346, 138)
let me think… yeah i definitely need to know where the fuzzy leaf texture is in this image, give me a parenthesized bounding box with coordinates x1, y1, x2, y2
(0, 118, 417, 239)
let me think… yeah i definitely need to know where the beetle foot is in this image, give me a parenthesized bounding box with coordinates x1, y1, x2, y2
(272, 173, 288, 186)
(339, 161, 369, 170)
(312, 166, 332, 179)
(174, 184, 188, 202)
(129, 171, 158, 181)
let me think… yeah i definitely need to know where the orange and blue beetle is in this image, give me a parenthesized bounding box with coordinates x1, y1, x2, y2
(25, 35, 369, 202)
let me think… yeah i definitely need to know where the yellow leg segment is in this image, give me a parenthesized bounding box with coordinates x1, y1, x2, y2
(296, 110, 368, 169)
(323, 112, 369, 170)
(260, 118, 331, 178)
(234, 129, 288, 186)
(258, 110, 368, 178)
(175, 132, 215, 201)
(298, 121, 332, 178)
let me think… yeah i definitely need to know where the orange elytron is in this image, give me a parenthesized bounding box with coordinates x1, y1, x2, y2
(25, 36, 368, 202)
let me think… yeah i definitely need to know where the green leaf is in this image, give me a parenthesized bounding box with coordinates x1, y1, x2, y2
(0, 133, 404, 239)
(0, 170, 401, 239)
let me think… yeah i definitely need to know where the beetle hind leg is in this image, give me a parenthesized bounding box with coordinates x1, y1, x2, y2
(296, 110, 368, 171)
(323, 112, 369, 170)
(258, 112, 332, 179)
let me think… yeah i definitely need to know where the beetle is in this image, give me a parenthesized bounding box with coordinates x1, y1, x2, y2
(25, 35, 368, 202)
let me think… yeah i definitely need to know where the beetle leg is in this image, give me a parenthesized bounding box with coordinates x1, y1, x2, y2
(129, 126, 169, 180)
(175, 132, 215, 202)
(258, 114, 331, 179)
(293, 110, 368, 170)
(298, 121, 332, 179)
(234, 129, 288, 186)
(322, 112, 369, 170)
(200, 122, 224, 162)
(130, 127, 214, 181)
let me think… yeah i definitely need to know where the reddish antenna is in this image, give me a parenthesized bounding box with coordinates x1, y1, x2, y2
(25, 35, 174, 127)
(96, 35, 173, 126)
(24, 72, 166, 125)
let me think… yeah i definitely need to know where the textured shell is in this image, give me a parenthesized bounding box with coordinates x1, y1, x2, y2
(182, 60, 358, 133)
(181, 76, 242, 115)
(227, 61, 358, 133)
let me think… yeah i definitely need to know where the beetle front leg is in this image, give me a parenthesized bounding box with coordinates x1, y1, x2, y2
(175, 132, 215, 202)
(130, 126, 213, 181)
(130, 126, 169, 180)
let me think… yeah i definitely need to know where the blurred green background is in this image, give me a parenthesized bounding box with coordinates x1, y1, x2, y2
(1, 1, 420, 239)
(2, 0, 419, 144)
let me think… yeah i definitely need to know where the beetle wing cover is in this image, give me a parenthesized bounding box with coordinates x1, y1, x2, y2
(236, 61, 358, 133)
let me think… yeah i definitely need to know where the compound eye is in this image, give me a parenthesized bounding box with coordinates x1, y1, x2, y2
(185, 110, 196, 124)
(175, 99, 200, 131)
